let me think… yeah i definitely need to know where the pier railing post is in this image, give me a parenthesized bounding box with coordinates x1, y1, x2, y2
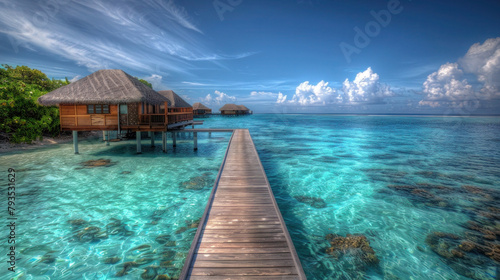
(194, 132, 198, 151)
(136, 131, 142, 154)
(73, 130, 79, 154)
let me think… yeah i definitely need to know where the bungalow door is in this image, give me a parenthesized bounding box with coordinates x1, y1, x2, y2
(119, 104, 128, 126)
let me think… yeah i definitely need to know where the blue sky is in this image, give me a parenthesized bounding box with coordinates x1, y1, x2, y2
(1, 0, 499, 114)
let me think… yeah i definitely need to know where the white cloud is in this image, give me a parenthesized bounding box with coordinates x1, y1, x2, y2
(420, 63, 474, 103)
(291, 80, 340, 105)
(460, 37, 500, 88)
(69, 75, 81, 83)
(144, 74, 163, 89)
(342, 67, 394, 103)
(182, 81, 211, 86)
(0, 0, 254, 74)
(250, 91, 276, 96)
(202, 90, 236, 105)
(419, 38, 500, 108)
(277, 93, 287, 103)
(284, 68, 393, 106)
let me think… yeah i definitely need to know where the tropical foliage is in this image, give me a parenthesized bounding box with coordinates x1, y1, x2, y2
(136, 77, 152, 88)
(0, 65, 69, 143)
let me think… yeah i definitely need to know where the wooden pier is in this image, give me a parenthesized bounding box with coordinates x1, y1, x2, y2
(180, 129, 306, 279)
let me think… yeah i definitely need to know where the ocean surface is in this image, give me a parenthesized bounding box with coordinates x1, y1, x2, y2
(1, 115, 499, 280)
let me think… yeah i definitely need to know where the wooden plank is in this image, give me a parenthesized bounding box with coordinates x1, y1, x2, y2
(192, 259, 296, 268)
(206, 217, 280, 222)
(190, 267, 298, 276)
(192, 253, 291, 261)
(188, 276, 300, 280)
(200, 236, 287, 243)
(202, 228, 286, 234)
(196, 247, 292, 254)
(197, 241, 289, 248)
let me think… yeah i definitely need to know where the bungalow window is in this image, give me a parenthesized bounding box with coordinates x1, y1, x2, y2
(87, 105, 109, 114)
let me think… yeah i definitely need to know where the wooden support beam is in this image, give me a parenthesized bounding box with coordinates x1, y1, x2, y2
(106, 131, 110, 146)
(73, 130, 79, 154)
(151, 131, 155, 147)
(136, 131, 142, 154)
(162, 131, 167, 153)
(173, 131, 177, 147)
(194, 131, 198, 151)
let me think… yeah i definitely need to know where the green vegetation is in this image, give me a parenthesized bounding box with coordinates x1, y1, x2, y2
(136, 77, 152, 88)
(0, 65, 70, 143)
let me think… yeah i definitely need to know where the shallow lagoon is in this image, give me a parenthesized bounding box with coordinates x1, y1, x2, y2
(1, 115, 500, 279)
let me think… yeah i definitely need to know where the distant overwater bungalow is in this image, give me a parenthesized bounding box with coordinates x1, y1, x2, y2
(219, 103, 252, 115)
(192, 102, 212, 117)
(37, 69, 194, 153)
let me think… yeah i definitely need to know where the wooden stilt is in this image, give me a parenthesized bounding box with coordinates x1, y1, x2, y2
(194, 132, 198, 151)
(209, 132, 212, 137)
(136, 131, 142, 154)
(173, 131, 177, 147)
(105, 131, 110, 146)
(162, 131, 167, 153)
(151, 132, 155, 147)
(73, 130, 79, 154)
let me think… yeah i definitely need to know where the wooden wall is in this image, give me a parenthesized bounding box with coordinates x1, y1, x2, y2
(59, 104, 118, 130)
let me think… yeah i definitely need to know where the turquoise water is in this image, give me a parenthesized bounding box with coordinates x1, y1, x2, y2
(1, 115, 500, 279)
(0, 134, 230, 279)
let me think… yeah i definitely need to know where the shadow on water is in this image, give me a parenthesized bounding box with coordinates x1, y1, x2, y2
(89, 138, 227, 159)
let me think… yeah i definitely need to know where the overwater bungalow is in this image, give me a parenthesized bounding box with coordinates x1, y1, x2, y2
(37, 69, 195, 153)
(157, 90, 193, 125)
(219, 104, 252, 115)
(192, 102, 212, 117)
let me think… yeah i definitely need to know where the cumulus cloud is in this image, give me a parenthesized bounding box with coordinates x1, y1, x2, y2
(283, 68, 393, 106)
(277, 93, 287, 103)
(420, 63, 474, 103)
(291, 80, 340, 105)
(342, 67, 394, 104)
(203, 90, 236, 105)
(419, 38, 500, 108)
(460, 37, 500, 88)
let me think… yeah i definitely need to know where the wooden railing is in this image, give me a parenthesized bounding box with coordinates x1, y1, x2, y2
(168, 113, 193, 124)
(139, 114, 166, 126)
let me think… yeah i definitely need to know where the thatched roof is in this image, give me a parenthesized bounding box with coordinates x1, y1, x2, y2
(193, 102, 211, 110)
(238, 105, 250, 111)
(157, 90, 192, 108)
(219, 104, 250, 111)
(38, 69, 169, 106)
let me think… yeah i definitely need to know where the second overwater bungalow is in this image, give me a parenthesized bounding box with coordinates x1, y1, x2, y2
(157, 90, 193, 125)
